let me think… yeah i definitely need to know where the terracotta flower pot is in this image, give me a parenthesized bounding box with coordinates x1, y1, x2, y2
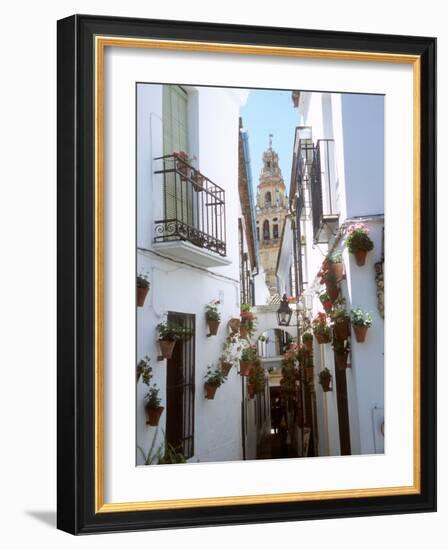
(354, 249, 368, 266)
(221, 361, 233, 376)
(333, 319, 350, 341)
(330, 262, 344, 281)
(353, 324, 368, 343)
(303, 339, 313, 352)
(239, 325, 249, 339)
(320, 378, 332, 392)
(145, 405, 164, 426)
(228, 318, 241, 334)
(239, 360, 253, 376)
(207, 319, 220, 336)
(137, 286, 149, 307)
(247, 383, 255, 399)
(335, 351, 348, 370)
(159, 339, 176, 359)
(326, 283, 339, 302)
(204, 383, 218, 400)
(315, 332, 331, 345)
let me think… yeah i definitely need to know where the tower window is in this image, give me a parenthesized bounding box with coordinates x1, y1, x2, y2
(263, 220, 270, 240)
(256, 227, 260, 241)
(273, 224, 279, 239)
(265, 192, 272, 207)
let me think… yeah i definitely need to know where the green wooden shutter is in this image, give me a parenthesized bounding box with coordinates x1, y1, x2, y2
(162, 86, 192, 225)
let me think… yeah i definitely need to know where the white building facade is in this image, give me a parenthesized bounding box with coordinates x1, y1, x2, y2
(277, 91, 385, 457)
(136, 84, 270, 465)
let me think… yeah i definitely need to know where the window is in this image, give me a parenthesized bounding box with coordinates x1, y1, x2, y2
(273, 224, 279, 239)
(165, 312, 195, 459)
(256, 227, 260, 242)
(263, 220, 270, 240)
(265, 191, 272, 207)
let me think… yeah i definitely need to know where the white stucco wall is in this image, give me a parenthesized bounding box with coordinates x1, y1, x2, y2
(136, 84, 253, 464)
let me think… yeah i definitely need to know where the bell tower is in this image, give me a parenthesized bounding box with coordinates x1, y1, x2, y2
(256, 135, 288, 296)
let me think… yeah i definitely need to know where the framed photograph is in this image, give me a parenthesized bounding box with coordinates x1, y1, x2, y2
(57, 14, 436, 534)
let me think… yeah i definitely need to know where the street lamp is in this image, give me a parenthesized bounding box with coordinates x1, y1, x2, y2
(277, 294, 293, 327)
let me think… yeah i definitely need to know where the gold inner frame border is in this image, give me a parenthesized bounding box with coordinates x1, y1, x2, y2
(94, 36, 421, 513)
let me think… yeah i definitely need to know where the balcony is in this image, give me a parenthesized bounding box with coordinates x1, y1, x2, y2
(153, 154, 230, 268)
(309, 139, 339, 244)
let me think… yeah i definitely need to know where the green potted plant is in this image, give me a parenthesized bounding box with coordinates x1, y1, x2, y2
(248, 361, 265, 399)
(328, 251, 344, 281)
(318, 259, 339, 301)
(137, 273, 150, 307)
(345, 222, 374, 266)
(144, 384, 164, 426)
(158, 441, 187, 464)
(173, 150, 192, 177)
(136, 356, 152, 384)
(156, 321, 183, 359)
(312, 312, 331, 344)
(332, 339, 350, 370)
(319, 291, 333, 313)
(205, 299, 221, 336)
(204, 365, 227, 399)
(351, 307, 373, 342)
(239, 344, 257, 376)
(330, 298, 350, 341)
(220, 335, 242, 376)
(318, 368, 332, 392)
(302, 332, 313, 352)
(240, 304, 257, 339)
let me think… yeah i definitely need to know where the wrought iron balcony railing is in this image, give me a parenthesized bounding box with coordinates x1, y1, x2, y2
(153, 154, 227, 257)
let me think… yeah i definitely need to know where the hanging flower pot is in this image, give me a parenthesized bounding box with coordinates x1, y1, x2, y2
(192, 170, 205, 192)
(159, 339, 176, 359)
(353, 324, 369, 342)
(333, 319, 350, 341)
(350, 308, 372, 342)
(239, 360, 253, 376)
(247, 383, 255, 399)
(315, 332, 331, 345)
(137, 274, 150, 307)
(326, 283, 339, 302)
(228, 318, 241, 334)
(221, 361, 233, 376)
(239, 325, 249, 339)
(207, 319, 220, 336)
(320, 377, 332, 392)
(330, 262, 344, 281)
(354, 249, 368, 266)
(137, 286, 149, 307)
(335, 351, 349, 370)
(145, 404, 164, 426)
(204, 383, 219, 400)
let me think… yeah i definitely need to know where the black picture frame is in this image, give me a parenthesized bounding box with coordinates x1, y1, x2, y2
(57, 14, 436, 535)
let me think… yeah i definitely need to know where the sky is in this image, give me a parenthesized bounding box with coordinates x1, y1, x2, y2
(240, 89, 298, 196)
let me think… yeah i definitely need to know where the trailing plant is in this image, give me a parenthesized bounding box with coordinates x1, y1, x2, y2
(137, 356, 152, 385)
(137, 272, 150, 289)
(156, 321, 185, 341)
(345, 223, 374, 253)
(205, 299, 221, 321)
(221, 335, 242, 364)
(249, 362, 266, 394)
(351, 307, 373, 327)
(240, 303, 257, 336)
(204, 365, 227, 388)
